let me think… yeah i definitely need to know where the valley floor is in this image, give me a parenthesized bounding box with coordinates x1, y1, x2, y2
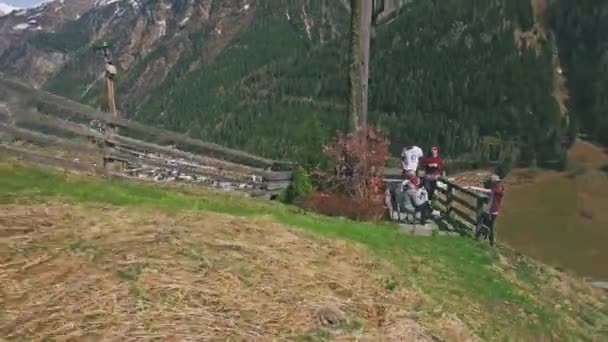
(500, 141, 608, 280)
(0, 159, 607, 341)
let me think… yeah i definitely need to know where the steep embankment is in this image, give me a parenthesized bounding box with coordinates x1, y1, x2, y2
(500, 141, 608, 279)
(0, 159, 606, 340)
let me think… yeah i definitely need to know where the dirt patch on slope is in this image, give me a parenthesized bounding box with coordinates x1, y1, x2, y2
(0, 203, 473, 340)
(568, 140, 608, 170)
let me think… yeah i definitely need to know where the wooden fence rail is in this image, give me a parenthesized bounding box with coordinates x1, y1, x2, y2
(0, 144, 105, 175)
(0, 81, 294, 194)
(107, 133, 270, 177)
(1, 119, 286, 193)
(436, 177, 488, 233)
(0, 122, 100, 155)
(0, 76, 294, 170)
(383, 177, 488, 234)
(14, 110, 105, 140)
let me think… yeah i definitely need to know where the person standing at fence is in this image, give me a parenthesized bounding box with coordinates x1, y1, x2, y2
(422, 145, 444, 202)
(400, 142, 424, 176)
(476, 174, 505, 246)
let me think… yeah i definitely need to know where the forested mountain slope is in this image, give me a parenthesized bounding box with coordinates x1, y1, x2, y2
(137, 0, 570, 166)
(4, 0, 603, 167)
(550, 0, 608, 146)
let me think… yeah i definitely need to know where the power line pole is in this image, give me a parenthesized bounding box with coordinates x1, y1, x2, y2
(92, 42, 118, 171)
(92, 42, 118, 118)
(349, 0, 372, 131)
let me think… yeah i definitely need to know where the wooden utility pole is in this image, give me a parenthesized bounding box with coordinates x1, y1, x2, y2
(349, 0, 373, 131)
(92, 42, 118, 171)
(92, 42, 117, 118)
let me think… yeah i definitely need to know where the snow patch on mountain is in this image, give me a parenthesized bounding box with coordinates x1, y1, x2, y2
(94, 0, 139, 9)
(0, 2, 19, 16)
(94, 0, 119, 6)
(13, 22, 30, 30)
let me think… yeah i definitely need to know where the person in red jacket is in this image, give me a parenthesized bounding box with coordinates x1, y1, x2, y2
(422, 145, 444, 201)
(403, 168, 421, 189)
(476, 174, 505, 246)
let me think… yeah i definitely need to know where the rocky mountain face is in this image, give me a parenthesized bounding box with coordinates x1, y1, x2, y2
(0, 0, 344, 105)
(0, 0, 99, 86)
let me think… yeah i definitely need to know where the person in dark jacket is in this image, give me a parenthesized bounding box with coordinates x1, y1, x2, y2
(476, 174, 505, 246)
(422, 145, 444, 201)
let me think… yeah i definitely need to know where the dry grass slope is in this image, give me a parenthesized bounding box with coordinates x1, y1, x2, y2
(0, 203, 475, 341)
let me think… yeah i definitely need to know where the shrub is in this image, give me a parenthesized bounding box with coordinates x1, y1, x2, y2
(279, 166, 313, 204)
(304, 126, 389, 221)
(303, 191, 385, 221)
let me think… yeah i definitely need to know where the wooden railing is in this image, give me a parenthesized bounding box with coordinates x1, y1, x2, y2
(0, 78, 294, 195)
(435, 177, 488, 233)
(0, 76, 294, 171)
(383, 176, 489, 233)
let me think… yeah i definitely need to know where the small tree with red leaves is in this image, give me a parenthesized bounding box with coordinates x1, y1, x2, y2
(305, 126, 390, 221)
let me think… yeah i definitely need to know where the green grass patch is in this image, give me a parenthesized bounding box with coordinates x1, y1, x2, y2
(116, 263, 147, 282)
(288, 328, 331, 342)
(128, 285, 150, 311)
(66, 239, 103, 262)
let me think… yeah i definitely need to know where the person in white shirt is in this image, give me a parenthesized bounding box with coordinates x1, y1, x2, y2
(400, 142, 424, 174)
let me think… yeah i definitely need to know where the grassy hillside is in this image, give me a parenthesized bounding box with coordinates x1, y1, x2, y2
(1, 159, 606, 340)
(500, 141, 608, 279)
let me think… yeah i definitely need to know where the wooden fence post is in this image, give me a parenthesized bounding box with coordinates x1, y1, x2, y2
(445, 183, 453, 217)
(100, 121, 112, 172)
(475, 197, 485, 235)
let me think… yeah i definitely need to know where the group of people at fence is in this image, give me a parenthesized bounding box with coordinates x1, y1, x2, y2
(387, 142, 505, 246)
(385, 142, 444, 225)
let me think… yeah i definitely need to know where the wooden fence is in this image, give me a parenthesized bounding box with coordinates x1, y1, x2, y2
(384, 177, 489, 234)
(0, 76, 293, 195)
(435, 178, 488, 233)
(0, 76, 293, 170)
